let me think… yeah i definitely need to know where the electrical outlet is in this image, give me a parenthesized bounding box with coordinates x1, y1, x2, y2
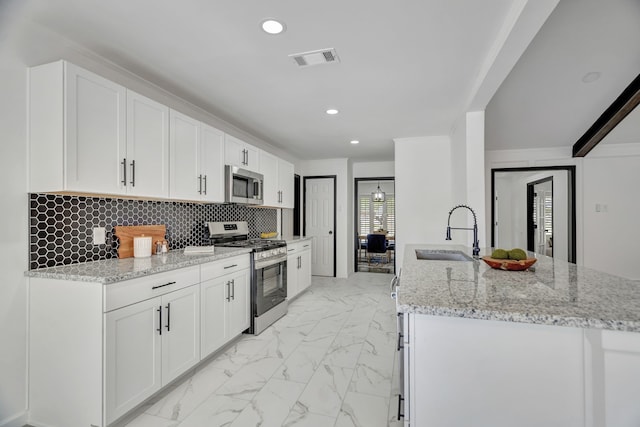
(93, 227, 106, 245)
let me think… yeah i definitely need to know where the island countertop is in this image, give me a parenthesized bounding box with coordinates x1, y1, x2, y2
(397, 244, 640, 332)
(24, 247, 252, 284)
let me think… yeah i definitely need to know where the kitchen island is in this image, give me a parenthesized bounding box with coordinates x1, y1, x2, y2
(396, 244, 640, 427)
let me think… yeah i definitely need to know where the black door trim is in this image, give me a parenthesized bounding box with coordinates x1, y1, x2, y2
(526, 176, 553, 254)
(491, 166, 576, 263)
(353, 177, 395, 273)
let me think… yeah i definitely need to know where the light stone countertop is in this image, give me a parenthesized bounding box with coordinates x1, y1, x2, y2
(25, 247, 252, 284)
(281, 236, 313, 244)
(398, 244, 640, 332)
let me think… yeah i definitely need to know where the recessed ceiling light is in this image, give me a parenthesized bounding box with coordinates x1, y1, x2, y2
(326, 109, 339, 115)
(261, 19, 285, 35)
(582, 71, 601, 83)
(350, 140, 359, 144)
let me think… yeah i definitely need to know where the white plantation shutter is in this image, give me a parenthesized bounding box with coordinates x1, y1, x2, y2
(359, 196, 371, 236)
(358, 194, 395, 236)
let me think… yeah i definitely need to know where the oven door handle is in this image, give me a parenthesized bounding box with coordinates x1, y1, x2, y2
(253, 255, 287, 270)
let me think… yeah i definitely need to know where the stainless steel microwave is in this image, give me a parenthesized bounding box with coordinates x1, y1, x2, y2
(225, 165, 264, 205)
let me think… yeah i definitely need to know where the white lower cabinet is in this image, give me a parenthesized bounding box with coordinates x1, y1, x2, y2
(200, 255, 250, 359)
(105, 297, 162, 423)
(286, 241, 312, 300)
(28, 256, 251, 427)
(106, 283, 200, 424)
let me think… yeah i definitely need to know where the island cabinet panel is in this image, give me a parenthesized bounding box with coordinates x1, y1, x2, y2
(584, 329, 640, 427)
(408, 314, 585, 427)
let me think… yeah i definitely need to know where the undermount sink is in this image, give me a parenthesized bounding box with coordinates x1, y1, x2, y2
(415, 249, 474, 262)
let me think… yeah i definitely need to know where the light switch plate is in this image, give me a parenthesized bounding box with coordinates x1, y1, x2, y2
(93, 227, 106, 245)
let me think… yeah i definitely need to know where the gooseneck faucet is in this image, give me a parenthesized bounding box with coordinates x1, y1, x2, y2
(446, 204, 480, 257)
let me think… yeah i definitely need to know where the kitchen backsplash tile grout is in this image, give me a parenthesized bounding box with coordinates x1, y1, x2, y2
(29, 193, 276, 270)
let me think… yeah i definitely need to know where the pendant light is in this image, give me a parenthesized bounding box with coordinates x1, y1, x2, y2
(372, 181, 385, 202)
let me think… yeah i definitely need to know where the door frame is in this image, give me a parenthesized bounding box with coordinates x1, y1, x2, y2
(353, 177, 395, 272)
(491, 166, 576, 263)
(303, 175, 336, 277)
(526, 176, 553, 254)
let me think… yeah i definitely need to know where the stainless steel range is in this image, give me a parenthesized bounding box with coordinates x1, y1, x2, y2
(207, 221, 287, 335)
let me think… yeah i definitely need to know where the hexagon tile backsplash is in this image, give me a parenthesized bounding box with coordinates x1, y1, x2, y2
(29, 193, 277, 269)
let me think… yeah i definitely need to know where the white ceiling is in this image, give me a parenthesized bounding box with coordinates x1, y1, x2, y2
(486, 0, 640, 151)
(5, 0, 561, 161)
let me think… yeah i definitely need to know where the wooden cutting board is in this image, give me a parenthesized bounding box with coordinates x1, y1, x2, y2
(114, 225, 167, 258)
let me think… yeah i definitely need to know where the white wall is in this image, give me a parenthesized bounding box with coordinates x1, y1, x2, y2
(0, 9, 29, 426)
(486, 144, 640, 279)
(450, 111, 487, 248)
(299, 158, 351, 278)
(394, 136, 453, 266)
(583, 143, 640, 280)
(352, 161, 395, 178)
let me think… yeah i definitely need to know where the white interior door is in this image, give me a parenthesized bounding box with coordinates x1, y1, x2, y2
(305, 177, 335, 277)
(533, 180, 553, 256)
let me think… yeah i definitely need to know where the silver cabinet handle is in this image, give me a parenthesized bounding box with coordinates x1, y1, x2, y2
(226, 281, 231, 302)
(198, 174, 203, 195)
(121, 158, 127, 186)
(231, 279, 235, 301)
(203, 175, 207, 195)
(130, 160, 136, 187)
(224, 264, 238, 269)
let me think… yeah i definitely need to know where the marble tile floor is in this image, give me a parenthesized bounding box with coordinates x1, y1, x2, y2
(118, 272, 402, 427)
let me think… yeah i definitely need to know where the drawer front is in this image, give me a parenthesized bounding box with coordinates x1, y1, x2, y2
(201, 255, 250, 282)
(105, 266, 200, 312)
(286, 242, 301, 255)
(299, 241, 311, 252)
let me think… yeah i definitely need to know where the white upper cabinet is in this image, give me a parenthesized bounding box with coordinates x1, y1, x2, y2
(225, 134, 260, 172)
(278, 159, 294, 208)
(169, 110, 200, 200)
(126, 90, 169, 198)
(260, 151, 279, 206)
(260, 151, 294, 208)
(169, 110, 225, 202)
(30, 60, 127, 194)
(200, 123, 225, 203)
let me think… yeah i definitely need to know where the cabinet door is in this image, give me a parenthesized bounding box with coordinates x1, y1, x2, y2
(286, 254, 299, 299)
(244, 144, 260, 172)
(169, 109, 201, 200)
(126, 90, 169, 198)
(298, 249, 312, 293)
(65, 62, 126, 194)
(105, 297, 162, 424)
(200, 276, 230, 359)
(161, 285, 200, 385)
(228, 269, 251, 337)
(278, 159, 295, 208)
(224, 134, 246, 168)
(200, 123, 225, 203)
(225, 134, 260, 172)
(260, 151, 279, 206)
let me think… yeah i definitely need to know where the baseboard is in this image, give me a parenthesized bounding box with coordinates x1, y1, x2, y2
(0, 411, 27, 427)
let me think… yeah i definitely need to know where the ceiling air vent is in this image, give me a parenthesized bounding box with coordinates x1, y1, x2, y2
(289, 48, 340, 68)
